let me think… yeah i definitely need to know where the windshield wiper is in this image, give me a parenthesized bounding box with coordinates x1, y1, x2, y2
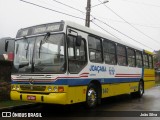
(16, 44, 19, 54)
(39, 32, 50, 58)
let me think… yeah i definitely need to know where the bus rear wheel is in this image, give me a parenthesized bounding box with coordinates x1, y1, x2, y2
(131, 80, 144, 98)
(86, 83, 98, 108)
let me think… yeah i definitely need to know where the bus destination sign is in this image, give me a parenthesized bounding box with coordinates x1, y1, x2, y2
(16, 22, 64, 38)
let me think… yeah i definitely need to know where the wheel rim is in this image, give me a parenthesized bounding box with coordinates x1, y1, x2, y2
(139, 82, 143, 95)
(87, 88, 97, 107)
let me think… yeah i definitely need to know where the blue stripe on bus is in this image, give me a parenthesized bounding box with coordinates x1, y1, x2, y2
(11, 78, 140, 86)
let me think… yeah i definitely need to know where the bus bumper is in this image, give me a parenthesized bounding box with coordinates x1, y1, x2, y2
(10, 91, 67, 105)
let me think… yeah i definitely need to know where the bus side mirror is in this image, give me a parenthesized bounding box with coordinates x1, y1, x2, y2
(67, 36, 71, 46)
(5, 41, 9, 52)
(5, 38, 15, 52)
(76, 35, 82, 46)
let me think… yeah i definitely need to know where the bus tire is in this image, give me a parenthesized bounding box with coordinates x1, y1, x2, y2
(86, 83, 98, 108)
(131, 80, 144, 98)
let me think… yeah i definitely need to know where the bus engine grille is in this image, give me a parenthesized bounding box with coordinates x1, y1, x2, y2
(20, 85, 46, 91)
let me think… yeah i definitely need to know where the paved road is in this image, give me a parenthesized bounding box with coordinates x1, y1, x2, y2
(1, 86, 160, 120)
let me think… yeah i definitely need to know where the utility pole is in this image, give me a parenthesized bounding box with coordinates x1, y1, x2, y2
(85, 0, 91, 27)
(85, 0, 109, 27)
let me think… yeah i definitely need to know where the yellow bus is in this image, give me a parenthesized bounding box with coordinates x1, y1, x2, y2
(8, 20, 155, 108)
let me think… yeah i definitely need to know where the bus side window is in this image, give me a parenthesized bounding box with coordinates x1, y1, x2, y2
(127, 48, 136, 67)
(149, 55, 153, 69)
(103, 40, 116, 65)
(117, 44, 127, 66)
(136, 51, 143, 68)
(68, 35, 87, 73)
(68, 36, 75, 59)
(88, 36, 103, 63)
(143, 54, 149, 68)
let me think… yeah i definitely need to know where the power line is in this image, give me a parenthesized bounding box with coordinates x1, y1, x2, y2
(22, 0, 120, 40)
(36, 0, 73, 14)
(92, 21, 154, 50)
(52, 0, 153, 49)
(98, 0, 160, 45)
(49, 0, 136, 40)
(95, 16, 160, 29)
(91, 20, 122, 40)
(93, 18, 154, 50)
(51, 0, 125, 40)
(19, 0, 85, 20)
(50, 0, 155, 49)
(19, 0, 154, 50)
(119, 0, 160, 8)
(51, 0, 160, 29)
(51, 0, 85, 14)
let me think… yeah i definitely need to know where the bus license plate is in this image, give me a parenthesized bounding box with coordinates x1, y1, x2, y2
(27, 95, 36, 100)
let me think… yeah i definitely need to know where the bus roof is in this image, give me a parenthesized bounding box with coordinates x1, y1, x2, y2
(64, 20, 143, 51)
(16, 20, 152, 53)
(144, 50, 153, 55)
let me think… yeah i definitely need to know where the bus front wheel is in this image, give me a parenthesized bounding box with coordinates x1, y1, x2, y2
(131, 80, 144, 98)
(86, 83, 98, 108)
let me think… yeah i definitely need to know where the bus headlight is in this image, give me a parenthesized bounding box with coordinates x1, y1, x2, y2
(53, 86, 58, 92)
(48, 86, 52, 92)
(12, 85, 16, 90)
(16, 85, 20, 90)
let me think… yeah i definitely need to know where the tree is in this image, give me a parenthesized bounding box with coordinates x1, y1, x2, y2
(154, 50, 160, 69)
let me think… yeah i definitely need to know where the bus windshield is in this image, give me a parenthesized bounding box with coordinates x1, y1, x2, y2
(12, 33, 65, 74)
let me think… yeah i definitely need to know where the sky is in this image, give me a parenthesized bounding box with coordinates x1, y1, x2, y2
(0, 0, 160, 52)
